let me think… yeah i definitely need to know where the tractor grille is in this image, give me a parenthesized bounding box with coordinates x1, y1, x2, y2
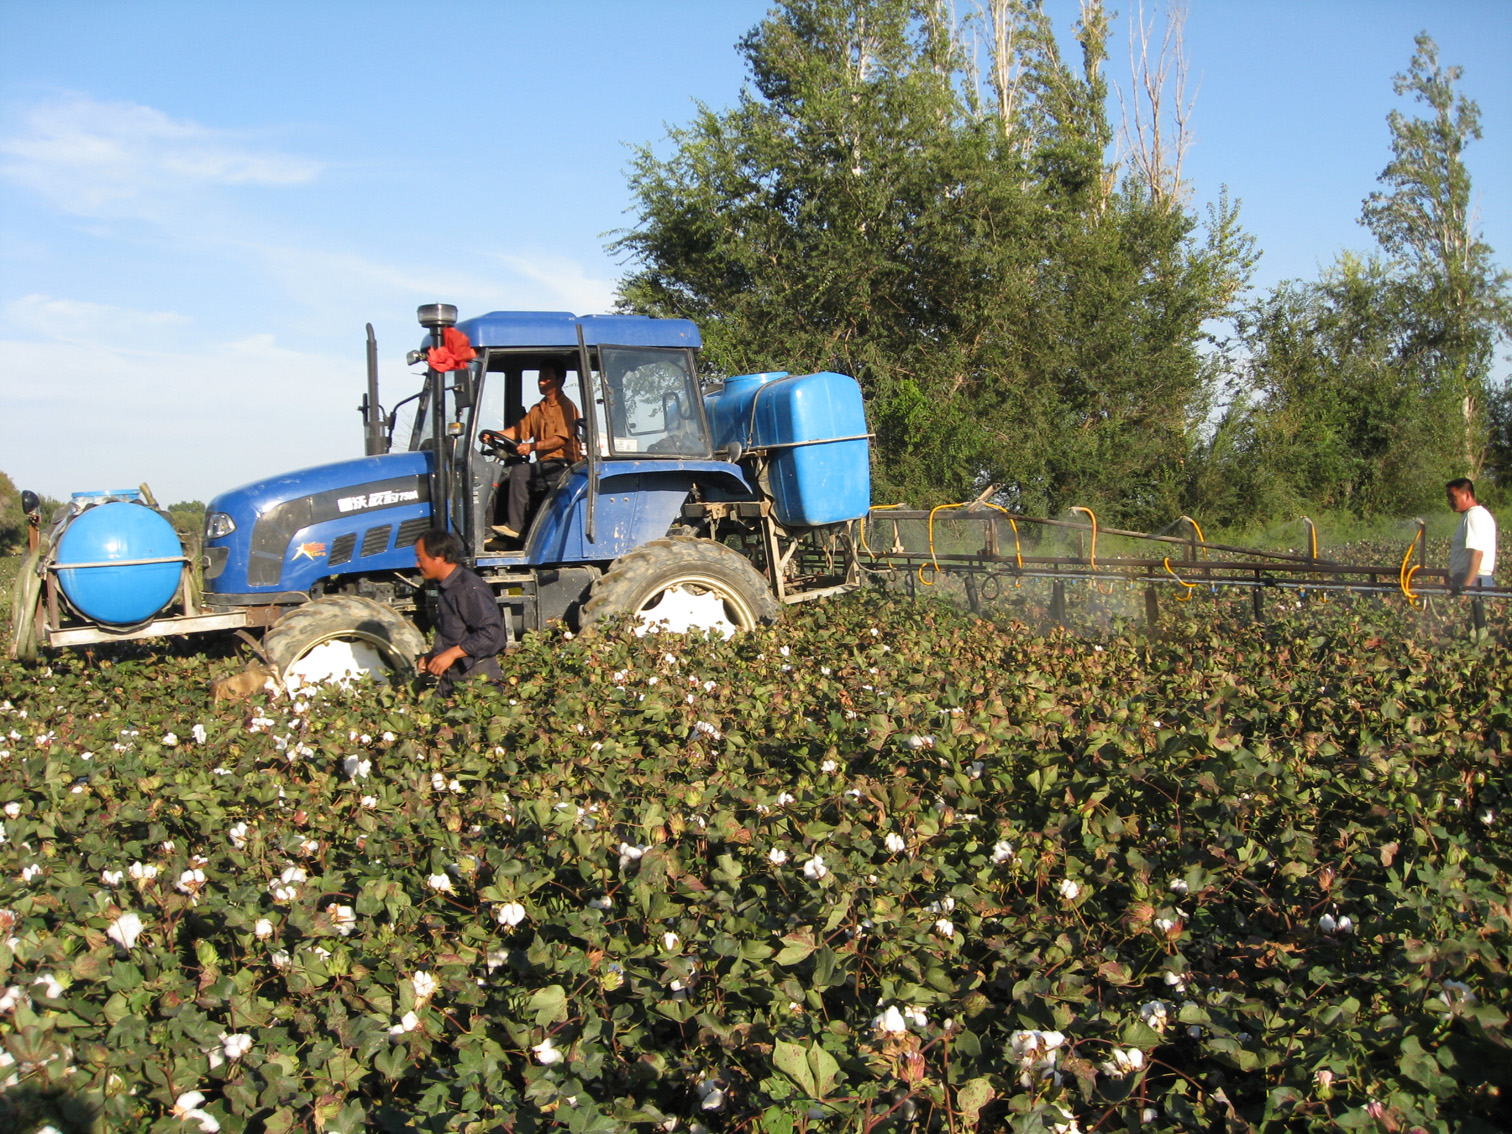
(361, 525, 393, 557)
(395, 517, 430, 552)
(328, 533, 356, 567)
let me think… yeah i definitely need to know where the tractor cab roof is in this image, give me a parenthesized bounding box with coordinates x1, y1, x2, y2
(448, 311, 702, 351)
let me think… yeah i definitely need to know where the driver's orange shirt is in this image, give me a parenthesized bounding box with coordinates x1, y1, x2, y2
(514, 396, 582, 463)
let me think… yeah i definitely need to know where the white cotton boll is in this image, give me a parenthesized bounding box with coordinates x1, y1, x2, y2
(992, 841, 1015, 864)
(228, 822, 249, 850)
(1169, 878, 1189, 895)
(768, 848, 789, 866)
(192, 724, 207, 744)
(874, 1005, 908, 1035)
(804, 855, 828, 880)
(162, 732, 178, 747)
(1318, 914, 1338, 934)
(2, 802, 19, 819)
(254, 918, 274, 940)
(107, 912, 144, 949)
(102, 869, 124, 887)
(1439, 980, 1477, 1008)
(427, 873, 453, 893)
(663, 931, 681, 951)
(388, 1010, 420, 1035)
(1139, 1001, 1169, 1033)
(934, 918, 955, 937)
(497, 902, 526, 927)
(32, 972, 63, 999)
(173, 1091, 207, 1117)
(298, 838, 319, 856)
(412, 971, 438, 1001)
(129, 862, 158, 881)
(533, 1037, 564, 1064)
(221, 1033, 252, 1060)
(588, 896, 612, 910)
(327, 904, 357, 936)
(885, 832, 906, 854)
(342, 755, 370, 780)
(360, 795, 378, 809)
(618, 842, 645, 860)
(775, 792, 795, 806)
(1059, 879, 1080, 901)
(903, 1005, 928, 1028)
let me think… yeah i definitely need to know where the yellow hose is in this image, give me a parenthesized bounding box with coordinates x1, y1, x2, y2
(1163, 557, 1197, 602)
(859, 504, 906, 566)
(1070, 506, 1098, 570)
(1179, 515, 1209, 559)
(918, 502, 965, 585)
(1399, 530, 1422, 608)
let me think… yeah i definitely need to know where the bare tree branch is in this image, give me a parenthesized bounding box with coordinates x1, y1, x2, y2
(1116, 0, 1196, 208)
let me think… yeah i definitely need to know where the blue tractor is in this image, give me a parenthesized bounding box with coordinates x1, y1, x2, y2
(14, 305, 871, 686)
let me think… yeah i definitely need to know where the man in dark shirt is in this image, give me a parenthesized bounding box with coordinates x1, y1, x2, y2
(413, 528, 508, 694)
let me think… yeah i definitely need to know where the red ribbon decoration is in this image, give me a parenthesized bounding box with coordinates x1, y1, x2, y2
(427, 326, 477, 372)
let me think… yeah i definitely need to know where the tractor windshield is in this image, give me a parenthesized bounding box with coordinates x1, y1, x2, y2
(599, 347, 710, 458)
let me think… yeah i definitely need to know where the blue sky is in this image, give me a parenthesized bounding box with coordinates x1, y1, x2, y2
(2, 0, 1508, 505)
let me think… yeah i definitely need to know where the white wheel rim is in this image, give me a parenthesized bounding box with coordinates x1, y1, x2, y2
(283, 638, 391, 693)
(634, 581, 745, 638)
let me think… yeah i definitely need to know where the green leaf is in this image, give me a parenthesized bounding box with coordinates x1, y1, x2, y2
(528, 985, 570, 1026)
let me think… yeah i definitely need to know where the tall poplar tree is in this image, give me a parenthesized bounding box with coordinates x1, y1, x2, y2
(615, 0, 1252, 526)
(1360, 32, 1510, 479)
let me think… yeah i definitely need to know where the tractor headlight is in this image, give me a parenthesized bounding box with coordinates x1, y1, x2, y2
(204, 511, 237, 539)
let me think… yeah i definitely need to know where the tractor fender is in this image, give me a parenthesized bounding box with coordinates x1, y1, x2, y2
(528, 461, 753, 563)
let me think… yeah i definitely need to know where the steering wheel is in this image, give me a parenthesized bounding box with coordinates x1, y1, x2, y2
(478, 429, 520, 457)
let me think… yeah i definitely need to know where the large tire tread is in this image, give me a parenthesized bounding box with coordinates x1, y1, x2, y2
(581, 538, 780, 632)
(262, 595, 426, 680)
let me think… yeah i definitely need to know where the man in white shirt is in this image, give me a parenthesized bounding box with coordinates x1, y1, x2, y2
(1446, 478, 1497, 593)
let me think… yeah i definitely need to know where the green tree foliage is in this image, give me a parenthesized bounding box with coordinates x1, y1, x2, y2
(1192, 256, 1463, 523)
(0, 471, 24, 553)
(1195, 33, 1509, 523)
(1361, 33, 1511, 478)
(615, 0, 1253, 528)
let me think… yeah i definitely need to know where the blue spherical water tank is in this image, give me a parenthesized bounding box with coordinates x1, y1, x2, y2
(56, 502, 184, 625)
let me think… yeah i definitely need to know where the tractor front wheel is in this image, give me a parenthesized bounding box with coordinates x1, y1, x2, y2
(581, 538, 780, 637)
(262, 595, 426, 692)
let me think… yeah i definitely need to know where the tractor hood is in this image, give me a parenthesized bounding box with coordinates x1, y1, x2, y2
(202, 451, 433, 599)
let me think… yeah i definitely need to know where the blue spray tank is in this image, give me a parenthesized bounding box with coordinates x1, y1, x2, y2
(51, 491, 185, 625)
(704, 371, 871, 527)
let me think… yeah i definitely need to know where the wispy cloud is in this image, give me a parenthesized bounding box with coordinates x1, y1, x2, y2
(0, 95, 322, 218)
(1, 332, 363, 504)
(489, 252, 618, 315)
(6, 294, 192, 349)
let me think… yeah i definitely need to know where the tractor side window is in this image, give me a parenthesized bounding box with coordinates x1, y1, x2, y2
(600, 347, 709, 458)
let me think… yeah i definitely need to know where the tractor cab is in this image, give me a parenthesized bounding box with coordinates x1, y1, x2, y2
(401, 308, 716, 562)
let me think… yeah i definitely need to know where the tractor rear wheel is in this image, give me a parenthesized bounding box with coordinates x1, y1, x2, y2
(581, 538, 780, 637)
(262, 595, 426, 692)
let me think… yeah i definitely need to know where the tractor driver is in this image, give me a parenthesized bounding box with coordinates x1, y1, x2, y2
(488, 362, 583, 542)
